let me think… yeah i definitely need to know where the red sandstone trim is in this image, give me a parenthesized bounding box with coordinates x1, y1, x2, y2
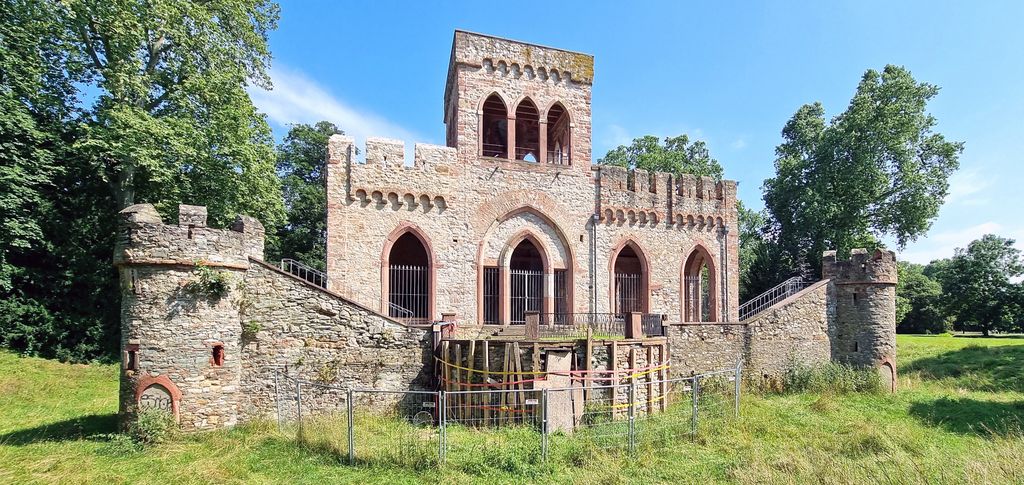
(380, 222, 438, 322)
(607, 238, 652, 314)
(680, 242, 720, 323)
(134, 374, 182, 422)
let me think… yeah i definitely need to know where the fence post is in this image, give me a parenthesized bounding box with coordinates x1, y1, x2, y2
(690, 376, 699, 438)
(628, 381, 637, 454)
(347, 388, 355, 465)
(297, 381, 304, 434)
(439, 390, 446, 465)
(734, 359, 742, 419)
(541, 389, 549, 461)
(274, 369, 282, 430)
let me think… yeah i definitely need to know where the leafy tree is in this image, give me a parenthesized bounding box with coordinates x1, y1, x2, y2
(737, 202, 796, 301)
(896, 262, 951, 334)
(65, 0, 285, 228)
(938, 235, 1024, 336)
(599, 134, 724, 179)
(269, 122, 345, 270)
(0, 0, 286, 361)
(763, 65, 963, 273)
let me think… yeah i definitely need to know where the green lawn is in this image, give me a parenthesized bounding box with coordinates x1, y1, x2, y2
(2, 335, 1024, 484)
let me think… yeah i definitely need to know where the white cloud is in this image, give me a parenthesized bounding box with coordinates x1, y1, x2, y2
(730, 137, 748, 150)
(897, 221, 1023, 264)
(248, 66, 422, 155)
(945, 170, 990, 207)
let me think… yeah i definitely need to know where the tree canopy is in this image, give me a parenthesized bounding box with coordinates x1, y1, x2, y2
(599, 134, 724, 179)
(0, 0, 286, 361)
(935, 235, 1024, 336)
(762, 65, 962, 273)
(269, 122, 345, 270)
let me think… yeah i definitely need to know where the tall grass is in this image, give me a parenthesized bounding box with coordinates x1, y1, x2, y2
(3, 336, 1024, 483)
(749, 362, 883, 395)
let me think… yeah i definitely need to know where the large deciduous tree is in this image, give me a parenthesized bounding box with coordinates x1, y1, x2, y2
(895, 262, 951, 334)
(68, 0, 284, 228)
(269, 122, 345, 270)
(938, 235, 1023, 336)
(763, 65, 962, 273)
(0, 0, 285, 361)
(599, 134, 724, 179)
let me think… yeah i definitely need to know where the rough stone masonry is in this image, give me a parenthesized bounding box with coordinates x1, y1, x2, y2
(115, 31, 897, 431)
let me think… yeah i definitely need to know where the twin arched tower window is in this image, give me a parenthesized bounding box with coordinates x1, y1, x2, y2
(481, 94, 571, 165)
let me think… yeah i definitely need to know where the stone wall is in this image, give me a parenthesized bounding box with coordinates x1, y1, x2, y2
(664, 281, 830, 379)
(239, 261, 432, 419)
(116, 203, 435, 430)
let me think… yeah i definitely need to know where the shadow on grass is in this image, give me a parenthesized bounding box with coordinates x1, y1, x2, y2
(0, 413, 117, 445)
(902, 344, 1024, 393)
(909, 397, 1024, 436)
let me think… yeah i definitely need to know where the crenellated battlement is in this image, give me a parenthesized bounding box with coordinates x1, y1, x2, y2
(449, 30, 595, 86)
(596, 166, 737, 228)
(113, 204, 265, 270)
(822, 248, 898, 285)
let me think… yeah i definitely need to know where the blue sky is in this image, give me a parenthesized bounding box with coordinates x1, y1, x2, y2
(250, 1, 1024, 265)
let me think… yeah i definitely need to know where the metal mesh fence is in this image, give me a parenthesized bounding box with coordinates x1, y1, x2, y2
(275, 361, 741, 466)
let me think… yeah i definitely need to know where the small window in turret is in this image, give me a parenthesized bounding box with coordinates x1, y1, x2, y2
(126, 350, 138, 371)
(852, 292, 859, 305)
(853, 341, 860, 352)
(212, 344, 225, 367)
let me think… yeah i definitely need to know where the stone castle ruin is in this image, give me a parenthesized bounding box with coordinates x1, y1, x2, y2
(115, 31, 897, 430)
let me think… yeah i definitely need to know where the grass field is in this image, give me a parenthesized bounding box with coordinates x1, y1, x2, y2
(2, 335, 1024, 484)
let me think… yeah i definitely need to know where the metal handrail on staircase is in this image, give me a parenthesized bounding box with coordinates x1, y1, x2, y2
(738, 276, 812, 321)
(279, 259, 328, 289)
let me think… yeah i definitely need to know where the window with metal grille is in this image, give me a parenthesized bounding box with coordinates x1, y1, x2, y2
(554, 269, 568, 324)
(510, 269, 543, 324)
(389, 264, 428, 322)
(509, 238, 544, 325)
(387, 232, 430, 324)
(483, 267, 499, 324)
(613, 244, 644, 316)
(615, 272, 642, 315)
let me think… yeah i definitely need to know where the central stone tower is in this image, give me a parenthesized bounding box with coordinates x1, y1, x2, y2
(443, 30, 595, 170)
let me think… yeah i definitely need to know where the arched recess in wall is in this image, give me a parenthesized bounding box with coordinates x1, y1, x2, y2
(545, 101, 571, 165)
(681, 244, 719, 322)
(476, 206, 575, 325)
(481, 93, 509, 158)
(381, 223, 436, 324)
(514, 98, 540, 162)
(502, 231, 550, 325)
(609, 239, 651, 315)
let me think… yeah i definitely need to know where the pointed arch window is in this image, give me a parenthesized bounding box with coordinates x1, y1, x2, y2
(387, 232, 431, 324)
(509, 239, 544, 324)
(612, 243, 648, 316)
(546, 102, 571, 165)
(683, 247, 718, 322)
(481, 94, 508, 158)
(514, 99, 540, 162)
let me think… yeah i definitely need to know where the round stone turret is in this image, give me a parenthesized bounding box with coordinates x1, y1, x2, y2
(823, 248, 898, 391)
(115, 203, 264, 430)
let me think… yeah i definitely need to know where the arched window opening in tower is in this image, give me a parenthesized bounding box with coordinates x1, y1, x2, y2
(683, 249, 717, 322)
(613, 244, 645, 316)
(514, 99, 541, 162)
(546, 102, 571, 165)
(388, 232, 430, 324)
(481, 94, 508, 158)
(510, 239, 544, 324)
